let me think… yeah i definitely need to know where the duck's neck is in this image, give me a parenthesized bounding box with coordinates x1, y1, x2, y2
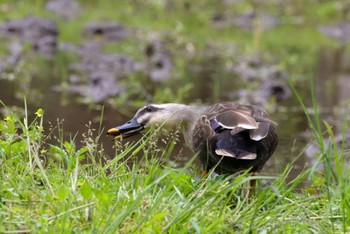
(168, 104, 199, 144)
(176, 104, 198, 129)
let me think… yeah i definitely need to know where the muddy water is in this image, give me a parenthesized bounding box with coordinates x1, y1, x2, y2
(0, 79, 123, 158)
(315, 47, 350, 132)
(0, 48, 349, 180)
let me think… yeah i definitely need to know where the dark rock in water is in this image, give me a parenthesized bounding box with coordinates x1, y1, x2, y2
(148, 52, 172, 81)
(233, 81, 291, 105)
(72, 53, 143, 77)
(319, 22, 350, 44)
(89, 72, 122, 95)
(45, 0, 81, 20)
(61, 42, 143, 75)
(249, 81, 290, 105)
(255, 81, 291, 104)
(269, 82, 291, 102)
(53, 72, 124, 102)
(212, 10, 279, 31)
(144, 41, 172, 81)
(0, 19, 23, 37)
(0, 42, 23, 77)
(59, 41, 101, 56)
(233, 56, 288, 82)
(5, 42, 23, 66)
(145, 41, 164, 58)
(0, 17, 58, 43)
(57, 42, 143, 102)
(68, 72, 124, 102)
(0, 17, 58, 58)
(230, 53, 290, 105)
(65, 39, 173, 83)
(83, 22, 130, 42)
(211, 12, 226, 26)
(33, 35, 57, 59)
(234, 11, 279, 31)
(94, 54, 142, 75)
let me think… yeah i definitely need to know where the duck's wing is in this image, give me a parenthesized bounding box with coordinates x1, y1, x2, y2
(215, 110, 258, 130)
(192, 103, 277, 159)
(209, 103, 276, 141)
(206, 103, 277, 159)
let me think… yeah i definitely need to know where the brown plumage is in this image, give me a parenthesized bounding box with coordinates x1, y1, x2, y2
(107, 102, 278, 177)
(191, 102, 278, 175)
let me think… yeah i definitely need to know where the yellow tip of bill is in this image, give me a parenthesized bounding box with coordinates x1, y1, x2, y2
(107, 128, 120, 135)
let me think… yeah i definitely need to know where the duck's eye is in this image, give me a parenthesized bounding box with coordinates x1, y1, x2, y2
(146, 107, 153, 112)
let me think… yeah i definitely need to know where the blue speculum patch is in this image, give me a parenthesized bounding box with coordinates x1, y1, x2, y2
(210, 119, 223, 133)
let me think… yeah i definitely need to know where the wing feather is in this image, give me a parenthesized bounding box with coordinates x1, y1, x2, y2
(239, 152, 257, 160)
(250, 122, 271, 141)
(215, 149, 257, 160)
(215, 110, 258, 130)
(215, 148, 237, 158)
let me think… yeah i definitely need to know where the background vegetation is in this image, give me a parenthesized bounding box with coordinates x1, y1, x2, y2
(1, 0, 350, 233)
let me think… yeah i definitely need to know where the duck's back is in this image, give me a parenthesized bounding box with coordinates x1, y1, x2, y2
(191, 102, 278, 174)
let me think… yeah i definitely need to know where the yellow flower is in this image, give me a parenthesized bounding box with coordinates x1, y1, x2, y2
(35, 108, 44, 117)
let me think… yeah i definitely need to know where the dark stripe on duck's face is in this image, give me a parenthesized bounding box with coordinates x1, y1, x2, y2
(134, 105, 163, 125)
(137, 105, 162, 116)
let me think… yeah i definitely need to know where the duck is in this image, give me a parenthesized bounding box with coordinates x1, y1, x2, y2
(107, 102, 278, 182)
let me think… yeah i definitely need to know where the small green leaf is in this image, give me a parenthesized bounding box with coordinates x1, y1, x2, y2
(76, 147, 88, 157)
(80, 182, 93, 200)
(57, 185, 71, 201)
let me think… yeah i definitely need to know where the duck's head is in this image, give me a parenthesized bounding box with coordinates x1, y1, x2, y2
(107, 103, 195, 141)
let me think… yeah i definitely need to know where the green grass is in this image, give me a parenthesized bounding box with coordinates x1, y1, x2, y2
(1, 94, 350, 233)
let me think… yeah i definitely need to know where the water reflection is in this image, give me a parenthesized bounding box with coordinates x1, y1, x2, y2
(314, 47, 350, 133)
(303, 47, 350, 168)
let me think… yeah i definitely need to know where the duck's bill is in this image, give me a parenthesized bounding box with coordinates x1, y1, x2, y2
(107, 118, 144, 141)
